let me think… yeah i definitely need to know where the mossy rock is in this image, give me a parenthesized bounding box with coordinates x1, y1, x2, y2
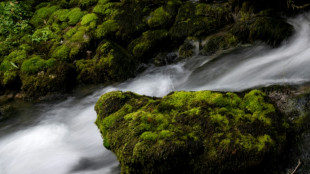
(178, 40, 196, 59)
(21, 63, 76, 98)
(128, 30, 169, 62)
(75, 40, 136, 83)
(30, 5, 60, 27)
(170, 2, 233, 40)
(111, 1, 151, 42)
(248, 16, 293, 46)
(231, 14, 293, 46)
(147, 6, 173, 29)
(200, 32, 239, 56)
(95, 90, 288, 174)
(48, 7, 85, 26)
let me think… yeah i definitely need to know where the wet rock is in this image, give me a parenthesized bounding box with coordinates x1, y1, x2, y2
(178, 40, 196, 59)
(154, 52, 178, 66)
(95, 90, 288, 174)
(200, 32, 239, 55)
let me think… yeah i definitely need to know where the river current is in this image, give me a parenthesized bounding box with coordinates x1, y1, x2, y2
(1, 12, 310, 174)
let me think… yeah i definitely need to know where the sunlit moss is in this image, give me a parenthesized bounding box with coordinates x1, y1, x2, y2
(95, 20, 119, 39)
(68, 8, 85, 25)
(81, 13, 98, 27)
(21, 55, 46, 74)
(95, 90, 287, 173)
(148, 6, 171, 28)
(30, 5, 60, 27)
(51, 44, 71, 61)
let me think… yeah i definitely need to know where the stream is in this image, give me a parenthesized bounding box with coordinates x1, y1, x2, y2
(1, 12, 310, 174)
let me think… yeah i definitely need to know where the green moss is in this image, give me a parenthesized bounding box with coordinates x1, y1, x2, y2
(19, 44, 32, 52)
(21, 56, 46, 74)
(178, 40, 196, 59)
(79, 0, 98, 8)
(128, 30, 169, 60)
(67, 8, 85, 25)
(3, 71, 18, 86)
(93, 2, 119, 17)
(32, 27, 53, 43)
(51, 44, 71, 61)
(148, 6, 172, 28)
(140, 131, 158, 141)
(49, 9, 70, 23)
(70, 27, 89, 42)
(45, 58, 57, 68)
(76, 40, 136, 83)
(248, 16, 293, 46)
(81, 13, 98, 27)
(0, 61, 16, 72)
(201, 32, 238, 55)
(21, 63, 76, 98)
(95, 20, 119, 39)
(3, 50, 28, 67)
(170, 2, 233, 39)
(95, 90, 287, 173)
(30, 5, 60, 27)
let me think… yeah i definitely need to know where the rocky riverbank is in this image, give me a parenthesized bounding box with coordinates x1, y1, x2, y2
(1, 0, 308, 100)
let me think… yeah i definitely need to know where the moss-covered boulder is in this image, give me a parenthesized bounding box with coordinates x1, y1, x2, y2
(170, 2, 233, 40)
(128, 30, 170, 62)
(231, 6, 294, 46)
(178, 39, 196, 59)
(200, 32, 239, 56)
(95, 90, 288, 174)
(21, 63, 76, 98)
(76, 40, 136, 83)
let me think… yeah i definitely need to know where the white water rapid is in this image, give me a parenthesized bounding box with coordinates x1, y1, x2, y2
(1, 12, 310, 174)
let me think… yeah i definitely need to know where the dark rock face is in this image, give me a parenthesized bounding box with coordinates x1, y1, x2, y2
(95, 90, 289, 174)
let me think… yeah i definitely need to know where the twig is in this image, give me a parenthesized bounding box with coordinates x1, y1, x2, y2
(291, 159, 302, 174)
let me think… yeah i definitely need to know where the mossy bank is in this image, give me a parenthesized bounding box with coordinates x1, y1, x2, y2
(95, 90, 290, 173)
(1, 0, 308, 99)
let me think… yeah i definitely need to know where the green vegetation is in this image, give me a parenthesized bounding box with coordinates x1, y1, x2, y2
(95, 90, 288, 173)
(0, 0, 302, 97)
(148, 6, 172, 28)
(201, 32, 238, 55)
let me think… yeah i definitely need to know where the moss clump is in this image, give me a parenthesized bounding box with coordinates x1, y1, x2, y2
(21, 63, 76, 98)
(95, 90, 288, 174)
(31, 27, 53, 43)
(248, 16, 293, 46)
(75, 40, 136, 83)
(51, 44, 71, 61)
(95, 20, 119, 39)
(81, 13, 98, 27)
(2, 71, 18, 86)
(231, 8, 293, 46)
(170, 2, 233, 39)
(148, 6, 172, 28)
(93, 2, 119, 17)
(48, 8, 85, 26)
(200, 32, 239, 56)
(178, 40, 196, 59)
(1, 50, 28, 71)
(67, 8, 85, 25)
(30, 5, 60, 27)
(21, 56, 46, 74)
(78, 0, 98, 8)
(128, 30, 169, 61)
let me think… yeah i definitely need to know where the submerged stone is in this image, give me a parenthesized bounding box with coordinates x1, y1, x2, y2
(95, 90, 288, 174)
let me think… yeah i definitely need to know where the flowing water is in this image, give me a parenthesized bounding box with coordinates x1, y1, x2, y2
(1, 12, 310, 174)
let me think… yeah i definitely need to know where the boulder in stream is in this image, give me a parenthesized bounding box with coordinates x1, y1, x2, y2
(95, 90, 288, 173)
